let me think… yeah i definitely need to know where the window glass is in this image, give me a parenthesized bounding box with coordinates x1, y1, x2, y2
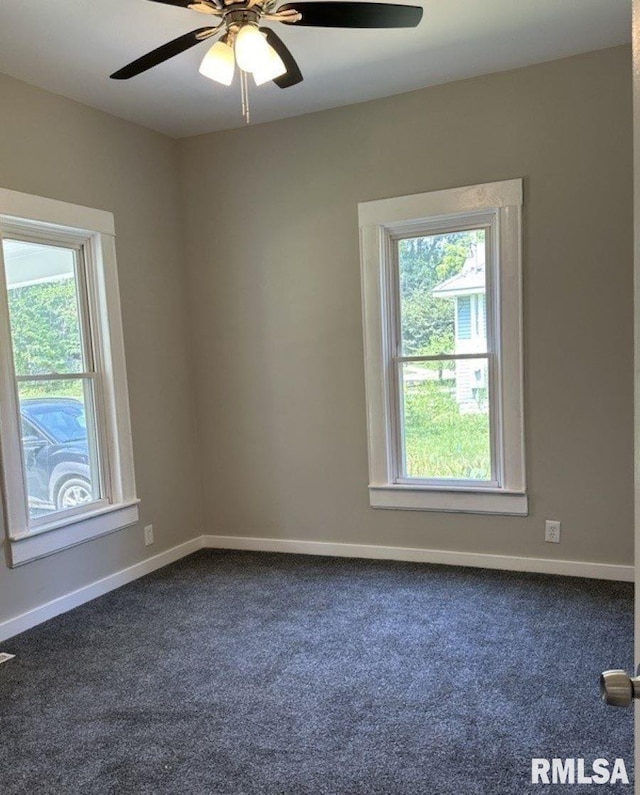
(398, 229, 486, 356)
(2, 238, 102, 522)
(397, 228, 491, 482)
(457, 297, 472, 340)
(16, 377, 101, 522)
(21, 416, 43, 443)
(4, 240, 84, 375)
(23, 398, 88, 444)
(401, 359, 491, 480)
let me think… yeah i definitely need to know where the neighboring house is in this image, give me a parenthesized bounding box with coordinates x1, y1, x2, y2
(432, 246, 488, 413)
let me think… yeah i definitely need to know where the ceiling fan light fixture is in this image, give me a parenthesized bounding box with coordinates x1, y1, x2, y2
(199, 39, 235, 85)
(253, 45, 287, 86)
(234, 23, 271, 73)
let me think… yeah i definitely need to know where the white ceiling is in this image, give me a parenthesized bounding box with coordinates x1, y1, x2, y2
(0, 0, 631, 138)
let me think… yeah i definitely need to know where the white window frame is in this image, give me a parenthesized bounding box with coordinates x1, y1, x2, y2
(358, 179, 526, 515)
(0, 188, 139, 565)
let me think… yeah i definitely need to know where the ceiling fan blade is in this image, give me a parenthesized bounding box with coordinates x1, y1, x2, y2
(146, 0, 194, 6)
(146, 0, 222, 12)
(260, 28, 303, 88)
(276, 1, 423, 28)
(110, 27, 216, 80)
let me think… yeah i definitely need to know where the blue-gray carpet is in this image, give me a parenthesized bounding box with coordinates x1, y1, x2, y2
(0, 550, 634, 793)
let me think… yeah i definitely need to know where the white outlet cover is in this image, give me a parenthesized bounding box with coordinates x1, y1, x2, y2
(545, 520, 561, 543)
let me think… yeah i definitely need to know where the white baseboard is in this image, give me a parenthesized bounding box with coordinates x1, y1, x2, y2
(1, 532, 632, 644)
(0, 536, 203, 643)
(202, 534, 634, 582)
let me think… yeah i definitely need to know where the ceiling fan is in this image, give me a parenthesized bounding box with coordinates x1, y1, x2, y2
(110, 0, 423, 109)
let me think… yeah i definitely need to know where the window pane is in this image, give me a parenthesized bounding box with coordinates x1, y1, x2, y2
(18, 379, 101, 521)
(2, 239, 85, 375)
(401, 358, 491, 480)
(398, 229, 487, 356)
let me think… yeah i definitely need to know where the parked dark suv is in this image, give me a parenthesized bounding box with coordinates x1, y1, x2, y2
(20, 397, 94, 513)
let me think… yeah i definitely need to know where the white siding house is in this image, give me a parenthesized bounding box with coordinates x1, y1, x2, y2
(432, 247, 487, 413)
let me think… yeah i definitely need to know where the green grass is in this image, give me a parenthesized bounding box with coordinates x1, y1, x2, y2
(19, 380, 84, 400)
(403, 380, 491, 480)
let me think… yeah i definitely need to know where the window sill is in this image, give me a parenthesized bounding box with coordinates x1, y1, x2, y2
(9, 500, 140, 566)
(369, 485, 528, 515)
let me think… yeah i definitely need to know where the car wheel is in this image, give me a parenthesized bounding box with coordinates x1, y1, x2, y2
(56, 478, 92, 511)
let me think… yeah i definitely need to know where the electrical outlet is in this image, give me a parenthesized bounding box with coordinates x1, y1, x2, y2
(545, 520, 561, 543)
(144, 524, 154, 547)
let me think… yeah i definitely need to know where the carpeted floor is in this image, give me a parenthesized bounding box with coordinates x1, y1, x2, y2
(0, 550, 634, 794)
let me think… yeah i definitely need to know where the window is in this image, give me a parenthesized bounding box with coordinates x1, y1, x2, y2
(0, 188, 139, 565)
(358, 179, 526, 514)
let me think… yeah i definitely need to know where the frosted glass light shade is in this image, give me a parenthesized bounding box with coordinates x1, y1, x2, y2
(234, 25, 271, 73)
(199, 40, 235, 86)
(253, 45, 287, 86)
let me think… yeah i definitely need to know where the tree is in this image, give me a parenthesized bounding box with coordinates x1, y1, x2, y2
(398, 230, 483, 355)
(7, 278, 82, 390)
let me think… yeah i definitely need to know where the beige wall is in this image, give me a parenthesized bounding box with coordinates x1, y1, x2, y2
(179, 45, 634, 565)
(0, 44, 633, 629)
(0, 73, 201, 622)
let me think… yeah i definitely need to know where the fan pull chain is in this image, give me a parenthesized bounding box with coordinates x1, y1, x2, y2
(240, 70, 251, 125)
